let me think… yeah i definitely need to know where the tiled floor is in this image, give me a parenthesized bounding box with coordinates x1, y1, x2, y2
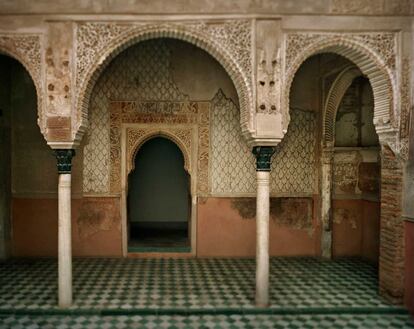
(0, 257, 395, 310)
(0, 257, 413, 328)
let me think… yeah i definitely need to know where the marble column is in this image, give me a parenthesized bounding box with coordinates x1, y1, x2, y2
(252, 146, 275, 307)
(54, 149, 75, 308)
(321, 148, 333, 259)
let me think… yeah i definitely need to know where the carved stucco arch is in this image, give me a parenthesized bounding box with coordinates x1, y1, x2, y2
(284, 34, 397, 144)
(75, 23, 253, 144)
(0, 35, 45, 136)
(128, 131, 191, 177)
(323, 66, 363, 146)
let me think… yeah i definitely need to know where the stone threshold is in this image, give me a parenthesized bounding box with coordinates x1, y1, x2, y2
(0, 306, 409, 317)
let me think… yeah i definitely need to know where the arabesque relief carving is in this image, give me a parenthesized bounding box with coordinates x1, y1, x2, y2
(110, 101, 210, 195)
(126, 127, 192, 175)
(74, 21, 253, 142)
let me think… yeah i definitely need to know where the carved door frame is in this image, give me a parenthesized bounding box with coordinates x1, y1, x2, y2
(120, 123, 199, 256)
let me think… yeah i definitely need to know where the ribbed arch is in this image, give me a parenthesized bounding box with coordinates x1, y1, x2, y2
(284, 37, 395, 136)
(323, 66, 363, 146)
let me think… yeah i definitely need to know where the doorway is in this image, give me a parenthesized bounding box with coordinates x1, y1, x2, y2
(127, 137, 191, 252)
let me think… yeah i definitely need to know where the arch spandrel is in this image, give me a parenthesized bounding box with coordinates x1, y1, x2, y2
(283, 32, 398, 150)
(0, 34, 45, 136)
(74, 21, 254, 144)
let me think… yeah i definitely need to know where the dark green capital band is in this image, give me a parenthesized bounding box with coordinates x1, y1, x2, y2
(54, 149, 76, 174)
(252, 146, 276, 172)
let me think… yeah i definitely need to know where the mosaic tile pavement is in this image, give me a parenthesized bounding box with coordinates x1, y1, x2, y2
(0, 314, 413, 329)
(0, 257, 397, 311)
(1, 257, 413, 328)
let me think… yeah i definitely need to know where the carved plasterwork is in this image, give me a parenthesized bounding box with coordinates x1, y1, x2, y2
(210, 89, 316, 195)
(398, 58, 411, 162)
(283, 32, 397, 137)
(255, 20, 281, 115)
(330, 0, 413, 15)
(110, 101, 210, 195)
(0, 34, 45, 134)
(126, 127, 193, 175)
(74, 21, 253, 143)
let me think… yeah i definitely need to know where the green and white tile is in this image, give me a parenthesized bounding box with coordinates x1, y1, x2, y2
(0, 257, 396, 311)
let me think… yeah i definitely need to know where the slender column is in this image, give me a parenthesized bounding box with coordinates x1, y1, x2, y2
(252, 146, 275, 307)
(54, 149, 75, 308)
(321, 148, 334, 259)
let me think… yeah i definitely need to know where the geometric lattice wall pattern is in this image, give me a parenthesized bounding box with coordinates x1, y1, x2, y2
(270, 109, 317, 194)
(210, 90, 256, 194)
(210, 90, 317, 195)
(84, 38, 317, 195)
(83, 40, 188, 193)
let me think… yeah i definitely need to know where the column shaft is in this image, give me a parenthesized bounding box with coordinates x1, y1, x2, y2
(252, 146, 275, 308)
(54, 149, 75, 308)
(58, 173, 72, 308)
(255, 170, 270, 307)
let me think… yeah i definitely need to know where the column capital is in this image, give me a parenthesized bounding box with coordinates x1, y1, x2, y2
(252, 146, 276, 172)
(54, 149, 75, 174)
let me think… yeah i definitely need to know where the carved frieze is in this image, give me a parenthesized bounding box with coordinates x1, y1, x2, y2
(330, 0, 413, 15)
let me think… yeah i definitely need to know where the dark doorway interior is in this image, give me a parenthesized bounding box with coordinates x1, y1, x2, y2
(127, 137, 190, 252)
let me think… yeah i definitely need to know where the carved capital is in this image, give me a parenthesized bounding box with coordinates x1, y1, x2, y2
(252, 146, 276, 171)
(54, 149, 75, 174)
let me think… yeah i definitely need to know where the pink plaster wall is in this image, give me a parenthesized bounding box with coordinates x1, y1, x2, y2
(12, 198, 122, 257)
(405, 220, 414, 316)
(12, 196, 379, 260)
(332, 199, 379, 262)
(197, 197, 318, 257)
